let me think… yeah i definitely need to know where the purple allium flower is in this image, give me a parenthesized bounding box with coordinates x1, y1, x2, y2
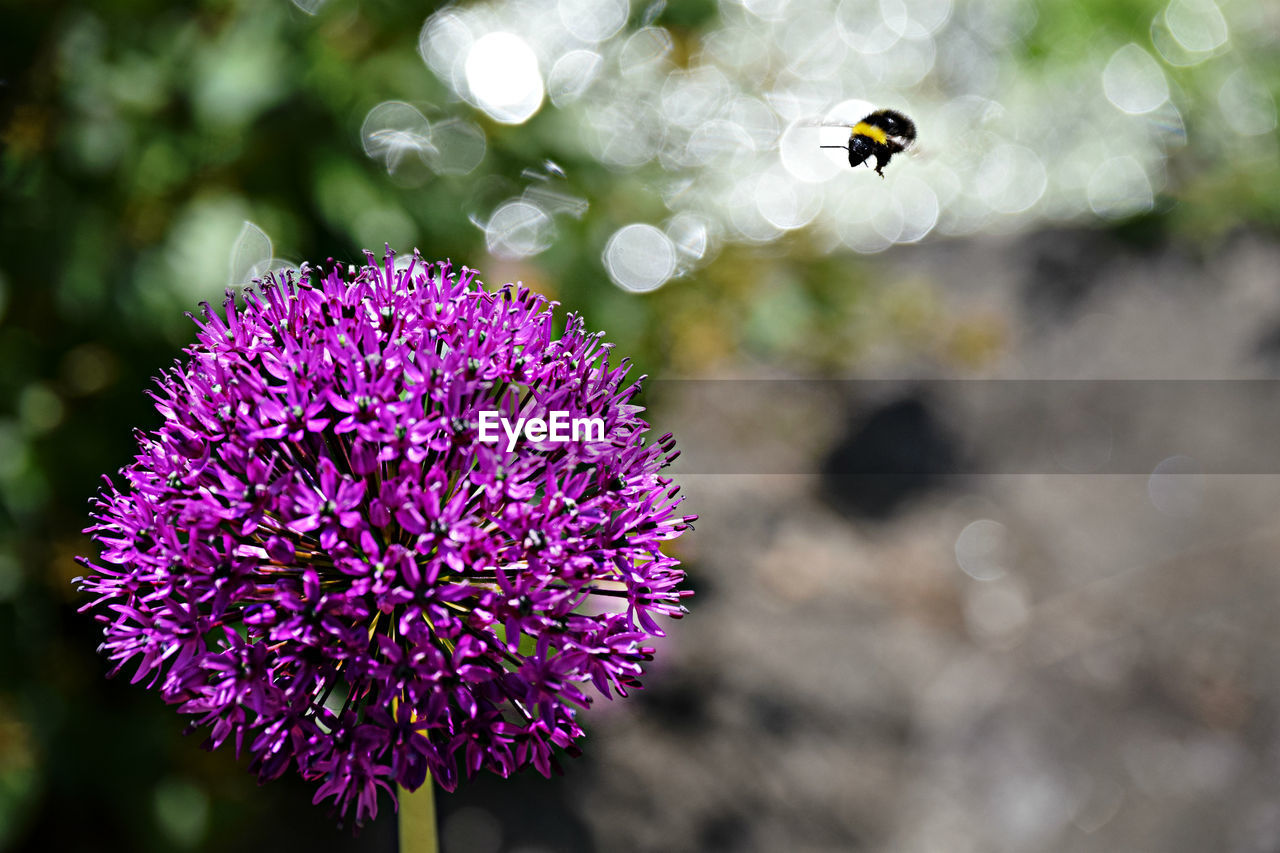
(75, 250, 693, 827)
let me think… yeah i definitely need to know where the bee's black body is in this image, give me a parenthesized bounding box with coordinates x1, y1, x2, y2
(821, 109, 917, 177)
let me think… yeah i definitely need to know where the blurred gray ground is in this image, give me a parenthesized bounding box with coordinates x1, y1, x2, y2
(545, 230, 1280, 853)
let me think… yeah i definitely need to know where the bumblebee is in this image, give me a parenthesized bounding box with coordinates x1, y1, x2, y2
(821, 109, 916, 177)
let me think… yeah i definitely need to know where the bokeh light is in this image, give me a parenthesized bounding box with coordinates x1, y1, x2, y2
(1147, 455, 1203, 517)
(1103, 44, 1170, 115)
(484, 200, 556, 259)
(360, 101, 434, 177)
(603, 224, 678, 292)
(465, 32, 545, 124)
(548, 49, 604, 106)
(955, 519, 1009, 582)
(227, 220, 273, 286)
(1163, 0, 1229, 55)
(557, 0, 628, 44)
(1218, 70, 1278, 137)
(1088, 156, 1155, 219)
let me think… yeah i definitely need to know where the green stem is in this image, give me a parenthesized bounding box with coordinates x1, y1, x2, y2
(398, 781, 438, 853)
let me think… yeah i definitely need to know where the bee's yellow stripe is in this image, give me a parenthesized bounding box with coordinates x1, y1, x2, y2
(851, 122, 888, 145)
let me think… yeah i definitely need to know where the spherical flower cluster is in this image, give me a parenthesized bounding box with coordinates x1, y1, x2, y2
(75, 251, 693, 826)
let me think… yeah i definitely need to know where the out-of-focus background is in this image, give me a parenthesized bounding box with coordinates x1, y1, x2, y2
(2, 0, 1279, 850)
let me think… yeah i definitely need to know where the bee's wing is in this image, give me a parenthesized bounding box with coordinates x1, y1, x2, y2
(902, 139, 931, 160)
(794, 116, 860, 129)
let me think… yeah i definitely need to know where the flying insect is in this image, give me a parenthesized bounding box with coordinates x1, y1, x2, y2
(820, 109, 917, 177)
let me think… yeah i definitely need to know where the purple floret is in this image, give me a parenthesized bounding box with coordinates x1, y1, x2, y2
(75, 249, 693, 827)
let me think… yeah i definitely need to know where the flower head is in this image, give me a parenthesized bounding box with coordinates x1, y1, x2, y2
(75, 250, 693, 827)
